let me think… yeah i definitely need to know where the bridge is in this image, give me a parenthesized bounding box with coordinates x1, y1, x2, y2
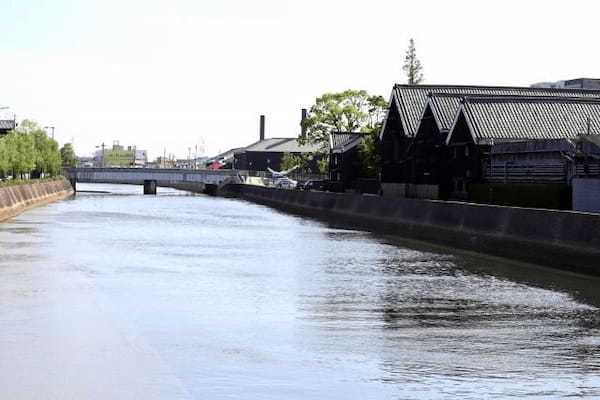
(65, 167, 243, 194)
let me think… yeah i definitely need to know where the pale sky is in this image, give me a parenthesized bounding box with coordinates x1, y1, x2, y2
(1, 0, 598, 159)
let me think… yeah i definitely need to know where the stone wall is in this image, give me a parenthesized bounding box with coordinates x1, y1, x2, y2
(0, 179, 74, 222)
(225, 184, 600, 276)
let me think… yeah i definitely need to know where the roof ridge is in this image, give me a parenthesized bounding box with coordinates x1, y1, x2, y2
(393, 83, 600, 94)
(460, 95, 600, 104)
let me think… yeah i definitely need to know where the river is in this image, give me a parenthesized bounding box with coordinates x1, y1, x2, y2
(1, 183, 599, 399)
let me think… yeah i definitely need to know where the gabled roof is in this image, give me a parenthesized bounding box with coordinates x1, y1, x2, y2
(207, 147, 244, 163)
(329, 132, 363, 153)
(242, 137, 320, 153)
(386, 84, 600, 138)
(447, 96, 600, 144)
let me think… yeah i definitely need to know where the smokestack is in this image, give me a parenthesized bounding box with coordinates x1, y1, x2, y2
(259, 115, 265, 141)
(301, 108, 307, 138)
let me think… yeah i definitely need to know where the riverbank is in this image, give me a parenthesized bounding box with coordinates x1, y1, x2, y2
(0, 179, 74, 222)
(220, 184, 600, 276)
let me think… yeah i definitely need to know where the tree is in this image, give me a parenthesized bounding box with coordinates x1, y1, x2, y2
(4, 130, 35, 179)
(403, 38, 423, 85)
(0, 139, 8, 178)
(281, 152, 309, 172)
(0, 119, 63, 180)
(300, 90, 388, 151)
(300, 90, 387, 176)
(16, 121, 62, 178)
(60, 143, 77, 167)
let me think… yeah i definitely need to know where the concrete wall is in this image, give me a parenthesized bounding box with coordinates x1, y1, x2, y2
(225, 184, 600, 276)
(0, 179, 74, 222)
(381, 183, 439, 199)
(407, 184, 439, 200)
(381, 183, 407, 197)
(573, 178, 600, 213)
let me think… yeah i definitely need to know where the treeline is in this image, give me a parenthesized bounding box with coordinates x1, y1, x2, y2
(0, 120, 75, 180)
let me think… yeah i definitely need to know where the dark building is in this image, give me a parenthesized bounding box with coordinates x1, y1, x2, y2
(445, 96, 600, 200)
(379, 84, 600, 198)
(233, 112, 321, 173)
(233, 138, 321, 172)
(329, 132, 363, 191)
(0, 119, 16, 137)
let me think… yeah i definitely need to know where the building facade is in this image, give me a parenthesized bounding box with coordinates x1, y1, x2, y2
(379, 84, 600, 199)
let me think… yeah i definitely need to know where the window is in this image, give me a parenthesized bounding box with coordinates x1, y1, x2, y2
(465, 146, 470, 157)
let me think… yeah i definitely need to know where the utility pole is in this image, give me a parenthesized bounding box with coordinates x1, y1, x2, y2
(96, 142, 106, 167)
(194, 145, 198, 170)
(188, 147, 191, 169)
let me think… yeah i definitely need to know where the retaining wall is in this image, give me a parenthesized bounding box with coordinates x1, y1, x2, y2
(0, 179, 74, 222)
(224, 184, 600, 276)
(573, 178, 600, 213)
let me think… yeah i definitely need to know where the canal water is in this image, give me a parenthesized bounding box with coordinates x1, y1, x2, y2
(1, 183, 600, 399)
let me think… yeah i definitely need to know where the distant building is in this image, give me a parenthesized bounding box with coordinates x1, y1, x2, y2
(230, 113, 321, 172)
(205, 148, 244, 169)
(233, 138, 320, 172)
(94, 141, 147, 167)
(0, 119, 16, 137)
(152, 156, 175, 169)
(531, 78, 600, 90)
(175, 157, 208, 169)
(76, 156, 94, 168)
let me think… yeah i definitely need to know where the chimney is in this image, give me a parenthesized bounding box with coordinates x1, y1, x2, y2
(301, 108, 307, 138)
(259, 115, 265, 141)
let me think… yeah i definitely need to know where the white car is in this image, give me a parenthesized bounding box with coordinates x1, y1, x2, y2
(275, 177, 297, 189)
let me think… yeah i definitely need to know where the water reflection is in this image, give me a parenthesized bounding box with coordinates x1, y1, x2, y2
(0, 183, 599, 399)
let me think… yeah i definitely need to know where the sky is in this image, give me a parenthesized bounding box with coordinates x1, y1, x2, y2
(1, 0, 599, 159)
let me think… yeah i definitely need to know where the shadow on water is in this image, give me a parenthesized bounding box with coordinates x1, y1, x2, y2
(256, 198, 600, 308)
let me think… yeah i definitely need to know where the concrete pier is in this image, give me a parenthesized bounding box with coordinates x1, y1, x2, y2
(143, 180, 157, 195)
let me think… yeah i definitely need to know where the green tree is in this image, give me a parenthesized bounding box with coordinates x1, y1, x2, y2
(300, 90, 387, 174)
(45, 139, 62, 176)
(403, 38, 424, 85)
(280, 152, 309, 172)
(19, 121, 62, 178)
(0, 119, 62, 180)
(4, 130, 35, 179)
(60, 143, 77, 167)
(0, 139, 8, 178)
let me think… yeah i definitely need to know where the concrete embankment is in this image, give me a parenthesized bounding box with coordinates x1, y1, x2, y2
(0, 179, 74, 222)
(222, 184, 600, 276)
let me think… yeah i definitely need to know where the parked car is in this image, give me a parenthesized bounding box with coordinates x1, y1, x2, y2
(275, 177, 297, 190)
(302, 180, 326, 191)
